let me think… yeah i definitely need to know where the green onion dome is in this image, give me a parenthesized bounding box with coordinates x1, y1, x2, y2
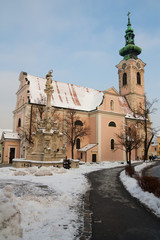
(119, 12, 142, 60)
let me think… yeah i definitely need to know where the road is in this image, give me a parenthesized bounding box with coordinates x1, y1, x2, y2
(144, 161, 160, 179)
(87, 167, 160, 240)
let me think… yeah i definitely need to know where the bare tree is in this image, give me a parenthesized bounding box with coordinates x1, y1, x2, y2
(115, 123, 143, 165)
(135, 96, 158, 161)
(62, 110, 90, 159)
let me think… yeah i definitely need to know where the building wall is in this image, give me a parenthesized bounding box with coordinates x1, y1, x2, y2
(89, 113, 97, 143)
(2, 140, 20, 164)
(87, 145, 98, 162)
(150, 145, 158, 157)
(65, 111, 91, 160)
(116, 59, 145, 110)
(100, 113, 124, 161)
(157, 137, 160, 156)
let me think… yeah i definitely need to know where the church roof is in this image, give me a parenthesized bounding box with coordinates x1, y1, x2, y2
(2, 131, 20, 140)
(119, 13, 142, 60)
(118, 96, 132, 115)
(0, 129, 12, 140)
(27, 74, 104, 112)
(78, 143, 97, 152)
(24, 73, 133, 116)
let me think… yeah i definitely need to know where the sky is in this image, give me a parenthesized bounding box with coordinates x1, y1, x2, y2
(0, 0, 160, 130)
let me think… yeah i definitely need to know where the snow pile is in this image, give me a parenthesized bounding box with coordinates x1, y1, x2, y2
(120, 162, 160, 217)
(26, 166, 38, 174)
(0, 186, 22, 240)
(0, 161, 125, 240)
(34, 167, 53, 176)
(14, 171, 28, 176)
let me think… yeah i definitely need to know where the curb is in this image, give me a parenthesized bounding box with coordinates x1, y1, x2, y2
(80, 191, 92, 240)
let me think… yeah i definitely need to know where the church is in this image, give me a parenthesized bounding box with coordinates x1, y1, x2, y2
(1, 15, 149, 164)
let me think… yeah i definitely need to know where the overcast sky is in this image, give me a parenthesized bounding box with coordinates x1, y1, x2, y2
(0, 0, 160, 130)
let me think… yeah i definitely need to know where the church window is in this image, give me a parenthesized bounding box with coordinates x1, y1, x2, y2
(75, 120, 83, 126)
(18, 118, 21, 127)
(137, 72, 141, 85)
(123, 73, 127, 86)
(108, 121, 116, 127)
(110, 100, 114, 111)
(76, 138, 80, 149)
(111, 139, 114, 150)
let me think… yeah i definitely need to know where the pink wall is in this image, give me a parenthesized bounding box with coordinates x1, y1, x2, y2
(3, 140, 20, 164)
(89, 115, 97, 143)
(100, 115, 124, 161)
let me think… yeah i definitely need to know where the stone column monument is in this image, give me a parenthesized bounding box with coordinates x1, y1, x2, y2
(25, 70, 67, 165)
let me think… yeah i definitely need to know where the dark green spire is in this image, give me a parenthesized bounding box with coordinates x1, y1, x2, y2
(119, 12, 142, 60)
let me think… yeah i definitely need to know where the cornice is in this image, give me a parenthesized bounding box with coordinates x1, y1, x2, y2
(16, 83, 29, 95)
(96, 109, 125, 117)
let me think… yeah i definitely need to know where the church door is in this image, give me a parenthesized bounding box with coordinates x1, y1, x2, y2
(92, 154, 96, 163)
(9, 148, 15, 164)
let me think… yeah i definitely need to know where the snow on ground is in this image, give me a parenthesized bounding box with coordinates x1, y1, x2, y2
(120, 162, 160, 218)
(0, 161, 125, 240)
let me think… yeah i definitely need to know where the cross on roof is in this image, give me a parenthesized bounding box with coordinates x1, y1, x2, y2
(127, 11, 131, 17)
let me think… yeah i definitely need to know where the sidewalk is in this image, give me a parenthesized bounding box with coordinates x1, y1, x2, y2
(0, 163, 11, 168)
(87, 167, 160, 240)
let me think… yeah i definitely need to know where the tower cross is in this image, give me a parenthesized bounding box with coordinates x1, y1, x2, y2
(127, 11, 131, 17)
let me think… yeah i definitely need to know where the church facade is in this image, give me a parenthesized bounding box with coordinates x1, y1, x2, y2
(1, 15, 150, 164)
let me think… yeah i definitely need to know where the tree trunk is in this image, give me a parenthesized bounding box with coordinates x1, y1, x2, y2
(126, 151, 128, 164)
(129, 150, 131, 165)
(144, 110, 148, 162)
(71, 144, 74, 159)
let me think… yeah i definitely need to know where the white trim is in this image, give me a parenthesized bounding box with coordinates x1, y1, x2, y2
(97, 113, 101, 161)
(123, 119, 126, 161)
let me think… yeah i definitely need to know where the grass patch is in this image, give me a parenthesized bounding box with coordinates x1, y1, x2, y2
(136, 175, 160, 198)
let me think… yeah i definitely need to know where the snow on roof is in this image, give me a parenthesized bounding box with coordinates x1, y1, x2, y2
(151, 143, 157, 146)
(118, 96, 132, 115)
(78, 143, 97, 152)
(27, 74, 104, 112)
(3, 132, 20, 140)
(0, 129, 12, 140)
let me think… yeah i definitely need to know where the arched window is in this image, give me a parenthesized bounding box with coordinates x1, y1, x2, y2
(76, 138, 80, 149)
(111, 139, 114, 150)
(137, 72, 141, 85)
(75, 120, 83, 126)
(110, 100, 114, 111)
(123, 73, 127, 86)
(108, 121, 116, 127)
(18, 118, 21, 127)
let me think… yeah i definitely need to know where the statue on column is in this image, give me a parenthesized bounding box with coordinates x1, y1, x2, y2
(45, 70, 53, 90)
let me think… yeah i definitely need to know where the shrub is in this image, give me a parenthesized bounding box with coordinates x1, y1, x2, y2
(125, 165, 135, 177)
(137, 175, 160, 198)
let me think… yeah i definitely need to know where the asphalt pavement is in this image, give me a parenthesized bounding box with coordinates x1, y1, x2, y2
(87, 166, 160, 240)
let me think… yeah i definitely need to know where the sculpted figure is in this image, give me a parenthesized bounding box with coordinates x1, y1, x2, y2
(45, 70, 53, 89)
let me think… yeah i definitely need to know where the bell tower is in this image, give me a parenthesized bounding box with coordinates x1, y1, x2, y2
(116, 12, 146, 111)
